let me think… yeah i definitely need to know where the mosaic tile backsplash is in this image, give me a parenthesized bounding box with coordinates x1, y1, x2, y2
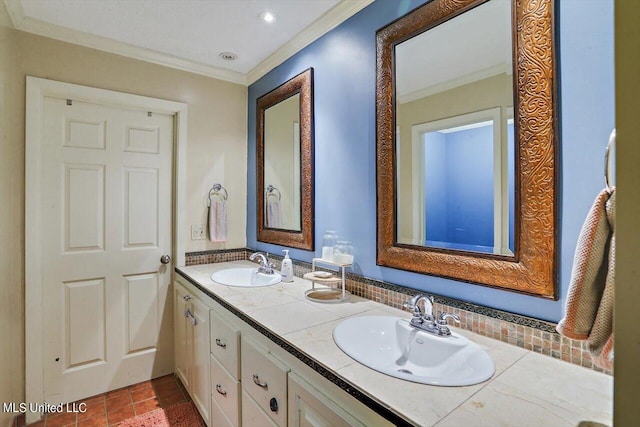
(184, 248, 612, 376)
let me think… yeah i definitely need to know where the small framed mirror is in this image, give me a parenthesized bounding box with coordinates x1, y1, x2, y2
(376, 0, 557, 298)
(257, 68, 314, 250)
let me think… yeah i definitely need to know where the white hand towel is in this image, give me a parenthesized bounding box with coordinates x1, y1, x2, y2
(266, 198, 282, 228)
(208, 200, 227, 242)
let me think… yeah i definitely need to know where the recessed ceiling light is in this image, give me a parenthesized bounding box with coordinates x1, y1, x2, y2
(219, 52, 237, 61)
(259, 11, 276, 23)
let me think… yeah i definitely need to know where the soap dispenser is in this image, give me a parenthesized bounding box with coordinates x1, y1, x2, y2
(281, 250, 294, 282)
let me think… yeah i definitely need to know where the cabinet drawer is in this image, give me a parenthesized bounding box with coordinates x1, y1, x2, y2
(211, 396, 235, 427)
(242, 390, 279, 427)
(210, 309, 241, 379)
(241, 336, 289, 427)
(211, 355, 241, 427)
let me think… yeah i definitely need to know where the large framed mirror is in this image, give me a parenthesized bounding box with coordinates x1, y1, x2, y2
(376, 0, 557, 298)
(257, 68, 314, 250)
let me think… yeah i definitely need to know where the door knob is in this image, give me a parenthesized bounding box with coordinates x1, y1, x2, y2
(160, 254, 171, 264)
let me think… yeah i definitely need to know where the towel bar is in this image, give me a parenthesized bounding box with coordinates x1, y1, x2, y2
(266, 184, 281, 200)
(604, 129, 615, 194)
(208, 183, 228, 206)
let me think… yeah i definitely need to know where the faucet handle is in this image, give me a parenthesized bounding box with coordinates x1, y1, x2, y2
(434, 312, 460, 336)
(437, 312, 461, 325)
(266, 253, 277, 267)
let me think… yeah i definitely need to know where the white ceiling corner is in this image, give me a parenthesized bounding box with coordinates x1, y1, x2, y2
(246, 0, 374, 85)
(5, 0, 373, 86)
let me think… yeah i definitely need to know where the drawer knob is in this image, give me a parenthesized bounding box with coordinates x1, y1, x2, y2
(215, 338, 227, 349)
(252, 374, 268, 389)
(216, 384, 227, 396)
(269, 397, 278, 413)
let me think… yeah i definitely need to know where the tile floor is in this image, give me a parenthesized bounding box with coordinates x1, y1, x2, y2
(17, 374, 203, 427)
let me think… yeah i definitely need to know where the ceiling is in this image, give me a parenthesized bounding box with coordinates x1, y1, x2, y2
(396, 0, 512, 103)
(3, 0, 372, 85)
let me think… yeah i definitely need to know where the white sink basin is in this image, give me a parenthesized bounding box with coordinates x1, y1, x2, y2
(211, 268, 281, 287)
(333, 315, 495, 386)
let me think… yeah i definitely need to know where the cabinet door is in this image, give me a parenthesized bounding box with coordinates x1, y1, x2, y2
(190, 296, 211, 425)
(173, 282, 191, 390)
(242, 390, 279, 427)
(288, 373, 366, 427)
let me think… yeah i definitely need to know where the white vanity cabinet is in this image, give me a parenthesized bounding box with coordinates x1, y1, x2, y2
(173, 281, 211, 425)
(174, 275, 393, 427)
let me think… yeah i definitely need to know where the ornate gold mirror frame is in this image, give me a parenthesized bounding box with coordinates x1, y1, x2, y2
(376, 0, 557, 298)
(257, 68, 314, 250)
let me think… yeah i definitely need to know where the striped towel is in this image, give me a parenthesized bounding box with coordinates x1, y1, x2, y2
(266, 198, 282, 228)
(208, 199, 227, 242)
(557, 189, 615, 370)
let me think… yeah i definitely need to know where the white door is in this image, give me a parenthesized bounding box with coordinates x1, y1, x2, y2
(39, 96, 174, 404)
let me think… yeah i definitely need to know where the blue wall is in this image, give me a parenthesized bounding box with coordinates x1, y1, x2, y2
(424, 132, 447, 244)
(445, 126, 494, 248)
(247, 0, 614, 322)
(424, 126, 495, 250)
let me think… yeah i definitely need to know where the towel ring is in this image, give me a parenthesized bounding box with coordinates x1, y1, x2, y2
(604, 129, 615, 194)
(208, 183, 228, 206)
(266, 185, 281, 200)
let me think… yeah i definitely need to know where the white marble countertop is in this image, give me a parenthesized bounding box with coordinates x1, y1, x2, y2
(177, 260, 613, 427)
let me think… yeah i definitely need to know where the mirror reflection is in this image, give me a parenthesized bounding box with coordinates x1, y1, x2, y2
(264, 93, 301, 231)
(394, 0, 514, 255)
(257, 67, 313, 251)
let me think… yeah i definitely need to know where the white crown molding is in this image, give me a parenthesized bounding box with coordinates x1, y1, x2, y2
(4, 0, 374, 86)
(246, 0, 374, 85)
(3, 0, 247, 85)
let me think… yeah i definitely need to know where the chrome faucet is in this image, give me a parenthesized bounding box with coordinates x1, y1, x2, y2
(249, 252, 275, 274)
(404, 294, 461, 336)
(405, 294, 435, 327)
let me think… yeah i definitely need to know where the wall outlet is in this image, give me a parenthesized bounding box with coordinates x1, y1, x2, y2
(191, 224, 206, 240)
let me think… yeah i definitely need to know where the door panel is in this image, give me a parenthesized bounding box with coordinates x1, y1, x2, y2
(124, 273, 159, 354)
(64, 278, 106, 369)
(65, 164, 105, 252)
(124, 167, 159, 247)
(126, 125, 160, 153)
(65, 118, 106, 150)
